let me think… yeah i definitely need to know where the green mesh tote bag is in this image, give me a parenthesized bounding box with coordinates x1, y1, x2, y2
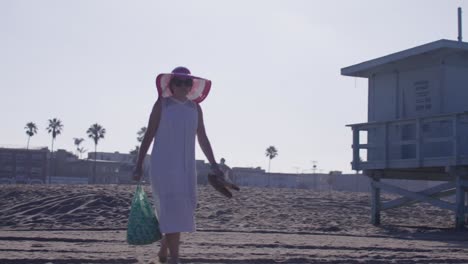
(127, 185, 162, 245)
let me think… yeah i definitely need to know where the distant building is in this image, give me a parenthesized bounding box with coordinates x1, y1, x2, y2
(0, 148, 229, 185)
(54, 149, 136, 184)
(0, 147, 49, 184)
(196, 160, 211, 184)
(87, 152, 135, 163)
(86, 151, 154, 184)
(229, 166, 330, 189)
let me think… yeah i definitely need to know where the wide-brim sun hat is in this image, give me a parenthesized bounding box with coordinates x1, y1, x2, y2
(155, 66, 212, 103)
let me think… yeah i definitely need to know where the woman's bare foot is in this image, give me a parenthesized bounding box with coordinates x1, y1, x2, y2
(158, 237, 168, 263)
(165, 233, 181, 263)
(168, 257, 180, 264)
(158, 255, 168, 263)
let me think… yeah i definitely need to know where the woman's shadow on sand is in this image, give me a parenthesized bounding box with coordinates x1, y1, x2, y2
(379, 223, 468, 248)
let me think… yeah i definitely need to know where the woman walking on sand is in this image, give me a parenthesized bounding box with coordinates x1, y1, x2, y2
(133, 66, 225, 264)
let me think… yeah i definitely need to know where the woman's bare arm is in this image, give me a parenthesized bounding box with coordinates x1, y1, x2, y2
(134, 99, 162, 177)
(196, 104, 219, 171)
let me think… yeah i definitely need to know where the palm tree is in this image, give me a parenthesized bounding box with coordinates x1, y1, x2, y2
(130, 146, 140, 164)
(265, 146, 278, 173)
(130, 127, 147, 164)
(46, 118, 63, 180)
(137, 126, 147, 143)
(87, 123, 106, 184)
(46, 118, 64, 154)
(77, 147, 87, 159)
(73, 138, 84, 158)
(24, 122, 38, 150)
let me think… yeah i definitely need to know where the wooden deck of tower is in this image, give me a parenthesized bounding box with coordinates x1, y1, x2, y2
(342, 39, 468, 229)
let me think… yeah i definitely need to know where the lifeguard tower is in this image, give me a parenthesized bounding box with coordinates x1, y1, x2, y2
(342, 9, 468, 229)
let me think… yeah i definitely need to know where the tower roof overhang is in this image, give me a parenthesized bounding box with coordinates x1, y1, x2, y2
(341, 39, 468, 78)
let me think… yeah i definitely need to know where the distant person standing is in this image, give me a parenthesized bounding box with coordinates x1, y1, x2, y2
(133, 66, 226, 264)
(219, 158, 235, 185)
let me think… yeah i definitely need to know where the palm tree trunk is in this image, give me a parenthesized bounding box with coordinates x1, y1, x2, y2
(93, 144, 97, 184)
(267, 158, 271, 187)
(49, 138, 54, 184)
(27, 136, 30, 150)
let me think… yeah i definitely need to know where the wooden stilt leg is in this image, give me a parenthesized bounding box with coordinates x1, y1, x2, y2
(371, 175, 381, 226)
(465, 191, 468, 224)
(455, 173, 465, 230)
(463, 189, 468, 224)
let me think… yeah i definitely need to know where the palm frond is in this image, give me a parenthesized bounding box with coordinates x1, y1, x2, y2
(87, 123, 106, 145)
(73, 138, 84, 146)
(265, 145, 279, 159)
(46, 118, 64, 139)
(137, 127, 147, 142)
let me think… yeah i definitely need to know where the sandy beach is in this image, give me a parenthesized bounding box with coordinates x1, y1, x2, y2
(1, 184, 467, 263)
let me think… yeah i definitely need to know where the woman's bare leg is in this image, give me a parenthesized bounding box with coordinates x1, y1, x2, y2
(158, 235, 168, 262)
(165, 232, 181, 263)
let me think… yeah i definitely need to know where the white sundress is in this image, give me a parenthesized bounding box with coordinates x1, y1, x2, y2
(150, 97, 198, 233)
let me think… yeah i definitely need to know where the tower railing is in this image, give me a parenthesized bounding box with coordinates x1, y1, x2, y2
(348, 112, 468, 171)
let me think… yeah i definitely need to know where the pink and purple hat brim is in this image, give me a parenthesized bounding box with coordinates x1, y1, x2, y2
(155, 73, 212, 103)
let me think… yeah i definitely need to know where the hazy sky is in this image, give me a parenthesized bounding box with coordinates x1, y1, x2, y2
(1, 0, 467, 173)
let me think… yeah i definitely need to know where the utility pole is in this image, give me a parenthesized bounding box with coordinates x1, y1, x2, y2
(292, 166, 300, 174)
(311, 160, 318, 174)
